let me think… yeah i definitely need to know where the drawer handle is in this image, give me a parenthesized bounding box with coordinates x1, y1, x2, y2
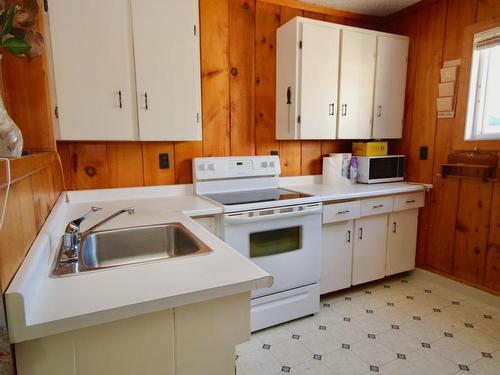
(347, 230, 351, 243)
(337, 210, 350, 214)
(359, 227, 363, 240)
(372, 204, 384, 209)
(406, 200, 416, 204)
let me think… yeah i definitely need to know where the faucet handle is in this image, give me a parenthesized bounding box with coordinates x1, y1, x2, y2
(72, 206, 103, 227)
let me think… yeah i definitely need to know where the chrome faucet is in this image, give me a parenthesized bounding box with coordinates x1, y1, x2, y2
(62, 207, 135, 260)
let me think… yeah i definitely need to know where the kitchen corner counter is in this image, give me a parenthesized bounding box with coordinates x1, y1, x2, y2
(5, 186, 272, 343)
(282, 181, 432, 201)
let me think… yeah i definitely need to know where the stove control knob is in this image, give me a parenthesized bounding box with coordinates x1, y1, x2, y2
(261, 161, 269, 168)
(269, 161, 276, 168)
(207, 163, 216, 171)
(198, 163, 206, 171)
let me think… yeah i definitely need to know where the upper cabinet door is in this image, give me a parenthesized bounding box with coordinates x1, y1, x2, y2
(49, 0, 137, 140)
(132, 0, 202, 141)
(299, 23, 340, 139)
(372, 36, 408, 139)
(338, 30, 376, 140)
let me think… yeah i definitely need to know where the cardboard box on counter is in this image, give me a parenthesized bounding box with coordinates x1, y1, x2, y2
(352, 141, 388, 156)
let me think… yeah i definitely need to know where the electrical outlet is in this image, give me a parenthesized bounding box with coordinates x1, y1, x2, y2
(419, 146, 428, 160)
(270, 150, 279, 156)
(159, 153, 169, 169)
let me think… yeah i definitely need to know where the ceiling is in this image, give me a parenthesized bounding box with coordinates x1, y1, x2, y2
(301, 0, 421, 17)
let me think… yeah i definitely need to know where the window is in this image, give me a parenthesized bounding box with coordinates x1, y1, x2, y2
(465, 26, 500, 140)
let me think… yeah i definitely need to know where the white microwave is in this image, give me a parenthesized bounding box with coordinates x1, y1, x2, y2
(356, 155, 406, 184)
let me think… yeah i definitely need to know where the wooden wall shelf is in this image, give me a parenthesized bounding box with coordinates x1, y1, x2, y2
(440, 151, 498, 182)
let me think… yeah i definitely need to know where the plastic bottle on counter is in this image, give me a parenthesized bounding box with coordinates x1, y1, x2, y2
(349, 157, 358, 183)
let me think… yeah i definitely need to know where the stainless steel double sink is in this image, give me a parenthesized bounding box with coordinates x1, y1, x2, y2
(52, 223, 212, 277)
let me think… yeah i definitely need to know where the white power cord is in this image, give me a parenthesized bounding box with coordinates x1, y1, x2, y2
(0, 158, 10, 230)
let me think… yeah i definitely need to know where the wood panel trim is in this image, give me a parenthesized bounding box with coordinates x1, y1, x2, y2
(0, 152, 57, 188)
(258, 0, 380, 22)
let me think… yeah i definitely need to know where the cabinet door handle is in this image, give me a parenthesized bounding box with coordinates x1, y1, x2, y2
(118, 90, 123, 109)
(377, 105, 382, 117)
(143, 92, 149, 110)
(393, 222, 397, 233)
(337, 210, 350, 215)
(286, 87, 292, 104)
(359, 227, 363, 240)
(329, 103, 335, 116)
(347, 230, 351, 243)
(406, 199, 415, 204)
(372, 204, 384, 209)
(341, 104, 347, 116)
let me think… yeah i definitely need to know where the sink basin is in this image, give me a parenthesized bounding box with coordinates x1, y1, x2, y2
(52, 223, 212, 276)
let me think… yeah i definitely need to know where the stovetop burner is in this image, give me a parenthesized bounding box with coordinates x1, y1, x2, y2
(203, 188, 311, 206)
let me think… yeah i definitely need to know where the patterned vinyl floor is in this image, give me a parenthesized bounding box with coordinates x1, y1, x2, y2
(236, 274, 500, 375)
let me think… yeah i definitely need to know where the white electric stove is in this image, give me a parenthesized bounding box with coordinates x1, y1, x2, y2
(193, 156, 321, 331)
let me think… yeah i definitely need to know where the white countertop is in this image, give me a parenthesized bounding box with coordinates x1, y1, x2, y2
(281, 180, 431, 202)
(6, 187, 270, 343)
(5, 178, 431, 343)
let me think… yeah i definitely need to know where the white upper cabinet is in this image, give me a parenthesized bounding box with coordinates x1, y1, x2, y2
(276, 19, 340, 140)
(372, 35, 408, 139)
(299, 24, 340, 139)
(131, 0, 202, 141)
(49, 0, 138, 140)
(337, 30, 376, 140)
(49, 0, 201, 141)
(276, 17, 408, 141)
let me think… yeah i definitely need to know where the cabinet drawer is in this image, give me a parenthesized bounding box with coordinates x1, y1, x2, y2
(323, 201, 361, 224)
(360, 196, 393, 217)
(393, 191, 425, 211)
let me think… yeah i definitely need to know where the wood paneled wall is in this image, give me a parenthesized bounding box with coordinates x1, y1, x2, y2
(57, 0, 377, 190)
(0, 153, 63, 292)
(382, 0, 500, 294)
(0, 1, 62, 292)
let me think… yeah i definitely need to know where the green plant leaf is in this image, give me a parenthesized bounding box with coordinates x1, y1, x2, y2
(1, 6, 17, 38)
(2, 36, 31, 55)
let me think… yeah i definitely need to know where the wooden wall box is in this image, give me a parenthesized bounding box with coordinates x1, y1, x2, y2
(440, 65, 458, 82)
(438, 81, 455, 97)
(436, 96, 454, 112)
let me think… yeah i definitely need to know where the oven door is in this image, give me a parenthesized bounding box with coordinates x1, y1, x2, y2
(223, 203, 322, 298)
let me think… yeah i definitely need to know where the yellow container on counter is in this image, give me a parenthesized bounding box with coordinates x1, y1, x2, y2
(352, 141, 388, 156)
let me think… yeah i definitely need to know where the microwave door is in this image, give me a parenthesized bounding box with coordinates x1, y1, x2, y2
(368, 157, 405, 183)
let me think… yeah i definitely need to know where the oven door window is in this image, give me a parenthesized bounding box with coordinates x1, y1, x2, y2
(249, 226, 302, 258)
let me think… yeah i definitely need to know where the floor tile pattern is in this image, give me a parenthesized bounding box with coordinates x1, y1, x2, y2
(236, 275, 500, 375)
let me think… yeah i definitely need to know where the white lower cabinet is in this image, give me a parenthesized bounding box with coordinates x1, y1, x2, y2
(320, 192, 424, 293)
(386, 209, 419, 275)
(352, 214, 388, 285)
(15, 293, 250, 375)
(320, 220, 354, 294)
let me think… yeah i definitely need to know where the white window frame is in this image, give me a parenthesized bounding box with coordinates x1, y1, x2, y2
(465, 26, 500, 141)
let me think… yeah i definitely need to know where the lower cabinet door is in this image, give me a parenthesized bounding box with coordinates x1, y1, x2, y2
(352, 214, 388, 285)
(321, 220, 354, 294)
(386, 209, 418, 275)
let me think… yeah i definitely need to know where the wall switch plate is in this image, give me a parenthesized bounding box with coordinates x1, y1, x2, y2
(159, 153, 169, 169)
(270, 150, 279, 156)
(419, 146, 428, 160)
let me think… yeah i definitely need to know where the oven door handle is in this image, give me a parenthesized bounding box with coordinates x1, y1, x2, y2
(224, 205, 322, 225)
